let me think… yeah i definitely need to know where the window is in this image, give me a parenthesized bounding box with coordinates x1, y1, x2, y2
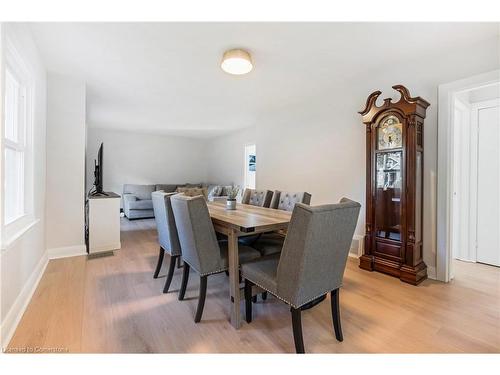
(2, 40, 34, 242)
(4, 69, 26, 224)
(244, 144, 256, 189)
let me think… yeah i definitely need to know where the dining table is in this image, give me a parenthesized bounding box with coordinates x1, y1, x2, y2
(207, 201, 292, 329)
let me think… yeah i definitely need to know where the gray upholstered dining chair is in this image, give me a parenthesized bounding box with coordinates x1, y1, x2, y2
(241, 198, 361, 353)
(252, 190, 312, 257)
(238, 188, 273, 249)
(238, 188, 274, 267)
(270, 190, 312, 211)
(241, 188, 273, 208)
(151, 191, 182, 294)
(170, 194, 261, 323)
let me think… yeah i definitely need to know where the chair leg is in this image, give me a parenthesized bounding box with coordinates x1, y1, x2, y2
(331, 288, 343, 342)
(244, 279, 253, 323)
(178, 263, 190, 300)
(177, 256, 183, 269)
(163, 255, 177, 293)
(153, 247, 164, 278)
(194, 275, 208, 323)
(261, 291, 267, 300)
(291, 307, 305, 354)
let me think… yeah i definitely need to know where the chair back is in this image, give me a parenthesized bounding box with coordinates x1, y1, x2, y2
(276, 198, 361, 308)
(270, 191, 312, 211)
(152, 191, 181, 256)
(242, 189, 273, 207)
(170, 194, 222, 275)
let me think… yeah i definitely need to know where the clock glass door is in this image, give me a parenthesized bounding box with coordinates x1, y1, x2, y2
(375, 150, 402, 241)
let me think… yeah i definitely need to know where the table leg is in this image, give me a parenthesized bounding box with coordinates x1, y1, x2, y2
(227, 228, 241, 329)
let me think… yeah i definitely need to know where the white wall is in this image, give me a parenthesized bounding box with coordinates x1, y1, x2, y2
(86, 128, 210, 201)
(45, 73, 86, 254)
(206, 37, 500, 273)
(206, 126, 256, 189)
(0, 23, 48, 347)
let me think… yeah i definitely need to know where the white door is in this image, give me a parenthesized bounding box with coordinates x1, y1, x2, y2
(476, 104, 500, 267)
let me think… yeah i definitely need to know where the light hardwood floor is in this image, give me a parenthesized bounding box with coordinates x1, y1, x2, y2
(6, 218, 500, 353)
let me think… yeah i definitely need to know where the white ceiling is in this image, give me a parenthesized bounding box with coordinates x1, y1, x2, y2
(30, 23, 499, 138)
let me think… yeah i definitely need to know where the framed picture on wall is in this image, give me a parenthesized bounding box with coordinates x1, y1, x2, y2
(248, 154, 256, 171)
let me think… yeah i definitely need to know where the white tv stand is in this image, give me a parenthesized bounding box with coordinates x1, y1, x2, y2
(86, 192, 121, 255)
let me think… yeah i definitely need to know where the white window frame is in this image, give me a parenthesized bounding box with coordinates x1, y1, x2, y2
(1, 37, 36, 249)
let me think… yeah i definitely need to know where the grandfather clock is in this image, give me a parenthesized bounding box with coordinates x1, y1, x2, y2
(358, 85, 429, 285)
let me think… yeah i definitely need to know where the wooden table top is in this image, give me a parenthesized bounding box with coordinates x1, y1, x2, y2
(207, 201, 292, 233)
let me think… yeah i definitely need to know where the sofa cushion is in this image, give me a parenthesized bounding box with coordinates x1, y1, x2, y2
(128, 199, 154, 210)
(220, 185, 234, 196)
(176, 187, 207, 198)
(155, 184, 180, 193)
(126, 209, 154, 219)
(123, 184, 155, 200)
(208, 185, 223, 198)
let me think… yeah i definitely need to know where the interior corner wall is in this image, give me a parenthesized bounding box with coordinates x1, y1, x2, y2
(85, 128, 210, 204)
(205, 37, 500, 275)
(205, 126, 256, 188)
(45, 73, 86, 254)
(0, 23, 48, 347)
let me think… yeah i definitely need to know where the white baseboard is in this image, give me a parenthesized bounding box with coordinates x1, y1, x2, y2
(1, 251, 49, 349)
(48, 244, 87, 260)
(89, 242, 121, 254)
(349, 234, 364, 257)
(1, 244, 88, 348)
(427, 266, 437, 280)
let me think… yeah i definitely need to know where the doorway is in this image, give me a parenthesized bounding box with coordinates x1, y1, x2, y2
(244, 144, 256, 189)
(476, 101, 500, 266)
(437, 71, 500, 282)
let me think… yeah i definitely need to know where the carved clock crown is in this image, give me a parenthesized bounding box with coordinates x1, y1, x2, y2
(358, 85, 430, 124)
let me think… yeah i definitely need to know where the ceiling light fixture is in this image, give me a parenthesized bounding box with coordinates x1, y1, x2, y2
(221, 49, 253, 75)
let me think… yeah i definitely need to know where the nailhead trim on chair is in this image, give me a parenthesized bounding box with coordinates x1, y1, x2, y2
(200, 267, 229, 277)
(244, 278, 294, 306)
(182, 259, 229, 277)
(244, 276, 342, 309)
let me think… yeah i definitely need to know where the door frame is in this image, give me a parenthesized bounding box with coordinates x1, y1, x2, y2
(437, 70, 500, 282)
(450, 97, 472, 263)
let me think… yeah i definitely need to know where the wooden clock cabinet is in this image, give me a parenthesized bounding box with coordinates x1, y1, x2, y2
(358, 85, 429, 285)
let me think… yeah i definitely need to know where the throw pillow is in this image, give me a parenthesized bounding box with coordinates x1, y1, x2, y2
(208, 185, 223, 197)
(176, 187, 205, 198)
(220, 185, 233, 196)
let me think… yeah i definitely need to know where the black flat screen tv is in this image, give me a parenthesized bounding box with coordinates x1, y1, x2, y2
(90, 142, 107, 196)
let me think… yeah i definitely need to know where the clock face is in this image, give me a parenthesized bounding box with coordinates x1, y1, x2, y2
(378, 115, 403, 150)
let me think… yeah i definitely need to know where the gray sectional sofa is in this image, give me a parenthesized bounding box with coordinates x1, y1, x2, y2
(123, 184, 157, 219)
(122, 183, 231, 219)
